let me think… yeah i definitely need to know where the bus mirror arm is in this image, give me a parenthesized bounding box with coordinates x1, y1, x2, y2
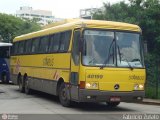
(80, 38, 86, 55)
(79, 38, 83, 53)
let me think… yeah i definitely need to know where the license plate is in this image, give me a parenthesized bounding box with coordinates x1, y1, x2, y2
(110, 97, 121, 102)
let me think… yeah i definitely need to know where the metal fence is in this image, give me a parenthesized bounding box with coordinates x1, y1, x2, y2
(145, 60, 160, 99)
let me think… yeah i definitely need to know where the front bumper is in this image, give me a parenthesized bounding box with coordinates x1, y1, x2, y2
(78, 89, 145, 102)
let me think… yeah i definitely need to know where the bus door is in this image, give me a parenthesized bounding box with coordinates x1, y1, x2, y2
(70, 29, 81, 100)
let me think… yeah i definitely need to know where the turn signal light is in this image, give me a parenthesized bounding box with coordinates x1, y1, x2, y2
(80, 81, 85, 89)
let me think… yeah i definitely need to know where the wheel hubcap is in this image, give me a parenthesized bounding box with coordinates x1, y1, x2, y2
(61, 88, 66, 100)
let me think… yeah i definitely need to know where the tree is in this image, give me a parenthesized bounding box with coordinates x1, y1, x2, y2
(0, 13, 41, 43)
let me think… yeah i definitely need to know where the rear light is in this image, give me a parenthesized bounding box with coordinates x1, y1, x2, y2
(80, 81, 85, 89)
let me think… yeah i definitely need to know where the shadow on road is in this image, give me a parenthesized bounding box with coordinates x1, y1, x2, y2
(71, 102, 135, 112)
(4, 84, 136, 112)
(12, 87, 135, 112)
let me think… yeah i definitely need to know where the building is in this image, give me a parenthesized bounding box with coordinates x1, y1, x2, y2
(80, 8, 98, 19)
(16, 6, 55, 26)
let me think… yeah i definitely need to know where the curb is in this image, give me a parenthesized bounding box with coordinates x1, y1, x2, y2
(141, 99, 160, 105)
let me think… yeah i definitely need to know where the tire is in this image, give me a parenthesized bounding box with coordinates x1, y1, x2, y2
(106, 102, 120, 107)
(18, 76, 25, 93)
(59, 83, 71, 107)
(24, 77, 32, 94)
(2, 74, 9, 84)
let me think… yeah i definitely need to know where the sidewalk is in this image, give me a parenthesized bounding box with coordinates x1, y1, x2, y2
(142, 98, 160, 105)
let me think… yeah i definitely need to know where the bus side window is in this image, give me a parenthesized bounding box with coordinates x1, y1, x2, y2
(12, 43, 16, 55)
(53, 33, 60, 52)
(11, 45, 14, 56)
(72, 30, 80, 65)
(59, 31, 71, 52)
(18, 41, 25, 54)
(23, 40, 27, 54)
(49, 33, 60, 53)
(25, 39, 32, 54)
(39, 36, 50, 53)
(59, 32, 65, 52)
(0, 46, 10, 58)
(14, 42, 19, 55)
(31, 38, 40, 53)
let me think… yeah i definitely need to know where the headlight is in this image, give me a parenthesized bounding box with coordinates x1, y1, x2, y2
(134, 84, 144, 90)
(86, 83, 91, 88)
(92, 83, 98, 88)
(134, 84, 139, 90)
(139, 84, 144, 89)
(86, 82, 98, 89)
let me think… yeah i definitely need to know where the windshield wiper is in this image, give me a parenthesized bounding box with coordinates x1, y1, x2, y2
(118, 48, 134, 70)
(100, 38, 115, 69)
(123, 57, 134, 70)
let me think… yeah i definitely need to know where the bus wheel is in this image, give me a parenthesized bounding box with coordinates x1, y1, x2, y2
(59, 83, 71, 107)
(24, 77, 32, 94)
(18, 76, 25, 93)
(2, 74, 8, 84)
(106, 102, 120, 107)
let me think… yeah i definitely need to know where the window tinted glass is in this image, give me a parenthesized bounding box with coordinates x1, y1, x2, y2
(48, 34, 54, 52)
(23, 40, 27, 54)
(59, 31, 71, 52)
(53, 33, 60, 52)
(13, 43, 17, 55)
(31, 38, 40, 53)
(25, 39, 32, 54)
(11, 45, 14, 55)
(14, 42, 19, 55)
(0, 46, 10, 58)
(18, 41, 25, 54)
(49, 33, 60, 52)
(39, 36, 50, 53)
(72, 30, 80, 65)
(59, 32, 65, 51)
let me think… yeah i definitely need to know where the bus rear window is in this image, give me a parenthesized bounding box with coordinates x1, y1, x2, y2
(0, 46, 10, 58)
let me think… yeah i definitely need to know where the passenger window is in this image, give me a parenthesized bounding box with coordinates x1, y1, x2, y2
(11, 45, 14, 56)
(0, 46, 10, 58)
(59, 31, 71, 52)
(49, 33, 60, 53)
(15, 42, 20, 55)
(53, 33, 60, 52)
(25, 40, 32, 54)
(18, 41, 25, 54)
(23, 40, 27, 54)
(31, 38, 40, 53)
(13, 42, 18, 55)
(48, 34, 54, 53)
(39, 36, 50, 53)
(59, 32, 65, 52)
(72, 30, 80, 65)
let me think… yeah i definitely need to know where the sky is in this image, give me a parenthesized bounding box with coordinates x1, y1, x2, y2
(0, 0, 124, 18)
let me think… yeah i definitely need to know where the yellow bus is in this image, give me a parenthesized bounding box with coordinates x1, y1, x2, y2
(11, 19, 146, 107)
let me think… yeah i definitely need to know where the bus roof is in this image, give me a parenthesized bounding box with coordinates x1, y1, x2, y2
(13, 19, 141, 42)
(0, 42, 12, 47)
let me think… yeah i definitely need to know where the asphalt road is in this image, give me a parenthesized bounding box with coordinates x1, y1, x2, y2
(0, 84, 160, 120)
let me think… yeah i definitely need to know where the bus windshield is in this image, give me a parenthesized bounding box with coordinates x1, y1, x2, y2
(82, 29, 144, 68)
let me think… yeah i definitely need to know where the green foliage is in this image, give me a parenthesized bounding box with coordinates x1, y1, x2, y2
(0, 13, 41, 42)
(145, 53, 160, 99)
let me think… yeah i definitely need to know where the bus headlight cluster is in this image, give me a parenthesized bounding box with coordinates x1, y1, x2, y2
(86, 82, 98, 89)
(134, 84, 144, 90)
